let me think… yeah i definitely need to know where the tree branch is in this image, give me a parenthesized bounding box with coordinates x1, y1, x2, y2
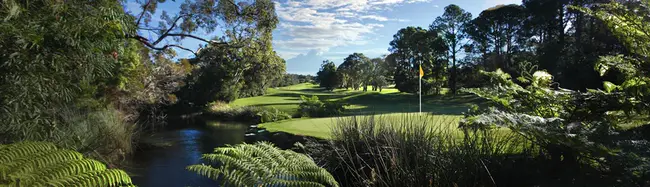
(165, 33, 229, 45)
(136, 0, 154, 26)
(152, 15, 185, 46)
(126, 34, 196, 56)
(223, 0, 242, 16)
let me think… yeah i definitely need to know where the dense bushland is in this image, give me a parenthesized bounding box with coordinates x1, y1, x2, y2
(0, 0, 286, 165)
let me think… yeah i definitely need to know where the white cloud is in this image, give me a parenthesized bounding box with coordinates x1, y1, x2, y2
(274, 0, 428, 57)
(276, 50, 302, 60)
(433, 4, 439, 8)
(483, 0, 521, 8)
(360, 15, 389, 21)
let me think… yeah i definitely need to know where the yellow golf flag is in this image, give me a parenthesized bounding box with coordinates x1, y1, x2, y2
(419, 65, 424, 78)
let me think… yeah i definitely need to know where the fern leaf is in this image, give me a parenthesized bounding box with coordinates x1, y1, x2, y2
(188, 142, 339, 187)
(186, 164, 223, 181)
(0, 142, 58, 164)
(43, 169, 132, 187)
(20, 159, 107, 186)
(7, 149, 84, 178)
(264, 178, 328, 187)
(0, 141, 135, 187)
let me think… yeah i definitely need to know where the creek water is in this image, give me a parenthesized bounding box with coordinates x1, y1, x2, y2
(125, 121, 247, 187)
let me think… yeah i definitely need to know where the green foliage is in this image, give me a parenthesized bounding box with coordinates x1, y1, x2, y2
(388, 27, 447, 93)
(0, 141, 134, 187)
(208, 104, 290, 124)
(306, 114, 530, 187)
(175, 41, 286, 109)
(316, 60, 339, 90)
(0, 0, 134, 141)
(208, 106, 264, 124)
(462, 67, 650, 184)
(187, 142, 338, 187)
(297, 95, 346, 118)
(337, 53, 371, 90)
(572, 1, 650, 116)
(275, 74, 315, 87)
(127, 0, 279, 54)
(430, 4, 472, 94)
(257, 107, 292, 123)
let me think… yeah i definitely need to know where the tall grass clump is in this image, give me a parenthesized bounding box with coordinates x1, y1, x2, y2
(40, 106, 136, 164)
(305, 114, 534, 187)
(208, 101, 291, 124)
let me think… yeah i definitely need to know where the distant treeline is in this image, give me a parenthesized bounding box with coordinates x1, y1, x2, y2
(273, 74, 316, 87)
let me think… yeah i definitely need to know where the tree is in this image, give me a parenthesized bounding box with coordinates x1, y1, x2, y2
(466, 4, 526, 73)
(374, 75, 388, 92)
(316, 60, 339, 91)
(388, 27, 447, 94)
(338, 53, 370, 90)
(126, 0, 279, 56)
(0, 0, 134, 141)
(430, 4, 472, 94)
(369, 57, 389, 91)
(240, 51, 286, 98)
(175, 33, 283, 109)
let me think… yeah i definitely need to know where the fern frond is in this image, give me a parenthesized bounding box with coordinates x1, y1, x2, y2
(188, 142, 339, 187)
(43, 169, 132, 187)
(18, 159, 107, 186)
(0, 141, 58, 163)
(7, 149, 84, 177)
(263, 178, 327, 187)
(186, 164, 223, 181)
(0, 141, 134, 187)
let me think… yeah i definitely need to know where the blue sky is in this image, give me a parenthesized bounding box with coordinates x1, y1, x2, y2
(124, 0, 521, 75)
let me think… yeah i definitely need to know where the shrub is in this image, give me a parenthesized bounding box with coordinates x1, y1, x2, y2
(208, 106, 291, 124)
(50, 107, 136, 163)
(208, 106, 263, 124)
(0, 106, 136, 164)
(462, 68, 650, 185)
(297, 95, 346, 117)
(187, 142, 339, 187)
(0, 141, 134, 186)
(305, 114, 532, 187)
(257, 107, 292, 123)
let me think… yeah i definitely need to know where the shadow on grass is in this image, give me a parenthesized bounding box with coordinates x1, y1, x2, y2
(244, 87, 486, 117)
(335, 92, 483, 116)
(265, 92, 363, 101)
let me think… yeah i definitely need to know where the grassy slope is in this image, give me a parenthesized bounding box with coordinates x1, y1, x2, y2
(230, 83, 484, 139)
(232, 83, 479, 115)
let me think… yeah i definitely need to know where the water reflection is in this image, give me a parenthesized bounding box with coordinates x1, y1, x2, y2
(127, 121, 247, 187)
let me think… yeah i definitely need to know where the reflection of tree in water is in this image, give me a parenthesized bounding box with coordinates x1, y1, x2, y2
(125, 122, 246, 187)
(199, 121, 247, 154)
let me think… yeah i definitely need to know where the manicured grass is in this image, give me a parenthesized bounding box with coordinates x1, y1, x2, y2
(229, 83, 486, 139)
(231, 83, 482, 115)
(259, 113, 462, 139)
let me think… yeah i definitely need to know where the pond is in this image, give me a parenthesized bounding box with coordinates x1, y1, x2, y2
(124, 121, 247, 187)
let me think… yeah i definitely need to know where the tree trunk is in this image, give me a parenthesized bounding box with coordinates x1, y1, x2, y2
(451, 49, 457, 95)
